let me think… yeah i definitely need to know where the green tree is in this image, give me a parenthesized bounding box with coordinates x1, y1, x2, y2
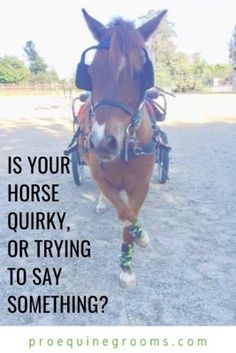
(229, 25, 236, 68)
(191, 53, 212, 90)
(170, 52, 194, 92)
(212, 63, 232, 81)
(23, 40, 47, 75)
(0, 56, 30, 83)
(30, 69, 59, 83)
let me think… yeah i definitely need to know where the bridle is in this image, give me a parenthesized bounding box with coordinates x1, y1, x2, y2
(64, 39, 160, 161)
(87, 40, 153, 161)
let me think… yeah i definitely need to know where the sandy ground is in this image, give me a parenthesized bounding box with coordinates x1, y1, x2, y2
(0, 94, 236, 325)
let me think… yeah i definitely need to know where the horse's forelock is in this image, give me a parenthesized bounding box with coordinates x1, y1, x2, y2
(108, 19, 144, 80)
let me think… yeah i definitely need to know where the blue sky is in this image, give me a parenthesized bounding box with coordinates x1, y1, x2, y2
(1, 0, 235, 78)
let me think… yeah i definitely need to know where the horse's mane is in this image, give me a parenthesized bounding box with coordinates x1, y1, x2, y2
(107, 18, 145, 80)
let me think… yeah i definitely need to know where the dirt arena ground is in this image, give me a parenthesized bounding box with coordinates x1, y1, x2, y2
(0, 93, 235, 325)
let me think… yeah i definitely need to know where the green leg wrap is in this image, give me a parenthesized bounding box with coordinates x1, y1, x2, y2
(128, 221, 145, 239)
(120, 243, 134, 270)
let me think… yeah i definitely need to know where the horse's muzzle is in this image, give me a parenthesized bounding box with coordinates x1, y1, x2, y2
(89, 132, 119, 162)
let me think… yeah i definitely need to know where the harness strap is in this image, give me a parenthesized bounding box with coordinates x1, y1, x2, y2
(121, 139, 157, 160)
(63, 126, 81, 156)
(92, 99, 143, 128)
(93, 99, 134, 117)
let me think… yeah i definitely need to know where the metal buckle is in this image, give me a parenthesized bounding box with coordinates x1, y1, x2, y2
(133, 146, 144, 156)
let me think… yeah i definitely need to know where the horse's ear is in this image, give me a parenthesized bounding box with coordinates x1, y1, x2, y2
(82, 8, 106, 41)
(138, 10, 168, 41)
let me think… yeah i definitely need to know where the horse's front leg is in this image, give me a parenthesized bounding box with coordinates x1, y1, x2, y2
(120, 183, 150, 288)
(126, 185, 151, 248)
(96, 193, 107, 213)
(93, 177, 137, 223)
(93, 176, 150, 287)
(92, 177, 139, 287)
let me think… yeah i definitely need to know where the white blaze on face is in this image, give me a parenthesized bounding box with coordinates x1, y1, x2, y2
(117, 56, 126, 78)
(92, 120, 106, 143)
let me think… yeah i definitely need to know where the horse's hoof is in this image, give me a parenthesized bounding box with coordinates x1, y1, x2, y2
(134, 231, 150, 248)
(119, 271, 136, 288)
(96, 204, 106, 213)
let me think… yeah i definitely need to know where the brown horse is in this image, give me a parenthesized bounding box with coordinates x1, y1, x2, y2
(78, 8, 167, 287)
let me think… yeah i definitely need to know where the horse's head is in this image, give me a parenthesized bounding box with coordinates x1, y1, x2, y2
(80, 9, 167, 162)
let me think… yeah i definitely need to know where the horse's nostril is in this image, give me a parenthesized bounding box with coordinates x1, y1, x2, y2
(106, 135, 117, 151)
